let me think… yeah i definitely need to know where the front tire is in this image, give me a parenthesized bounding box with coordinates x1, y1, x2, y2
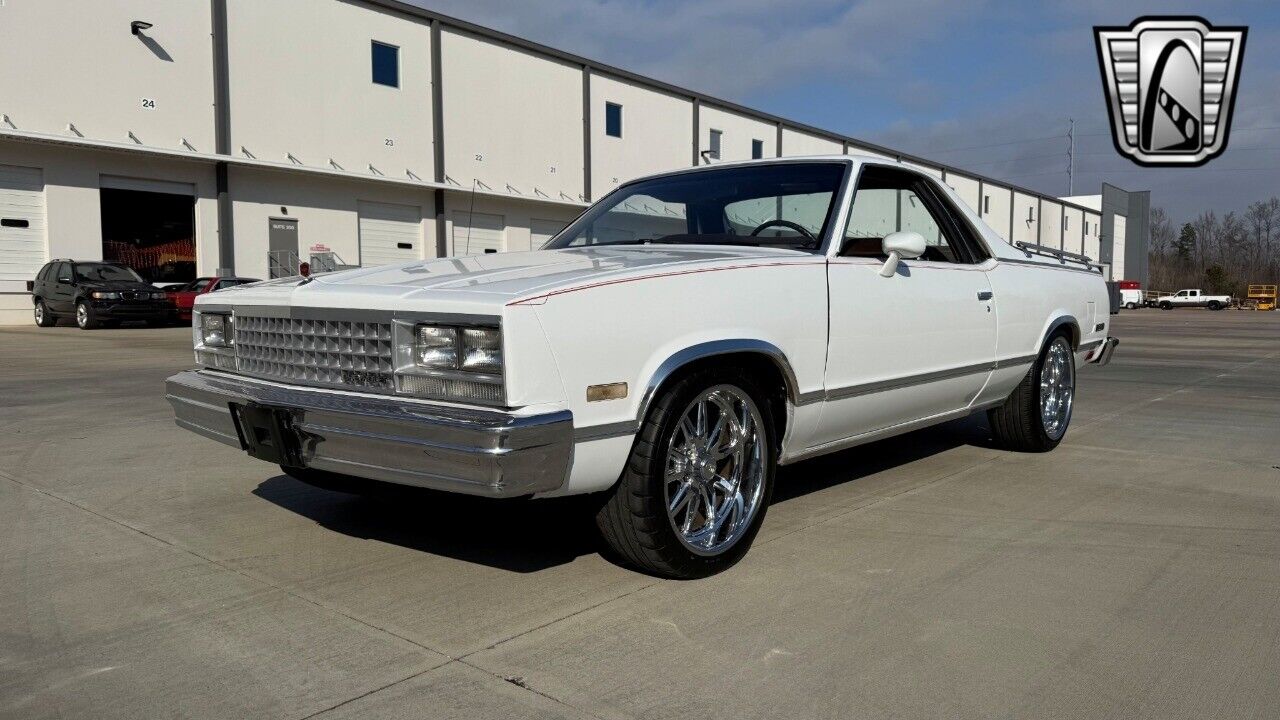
(1159, 301, 1173, 310)
(988, 333, 1076, 452)
(75, 301, 100, 329)
(596, 367, 776, 579)
(33, 299, 56, 327)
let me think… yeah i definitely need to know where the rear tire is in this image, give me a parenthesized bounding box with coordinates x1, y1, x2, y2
(595, 366, 777, 579)
(1125, 302, 1137, 310)
(75, 301, 100, 329)
(988, 333, 1076, 453)
(1207, 300, 1222, 311)
(33, 299, 56, 327)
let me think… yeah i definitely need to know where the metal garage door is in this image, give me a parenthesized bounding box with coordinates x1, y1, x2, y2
(530, 218, 567, 248)
(357, 201, 421, 267)
(0, 164, 46, 283)
(452, 211, 504, 256)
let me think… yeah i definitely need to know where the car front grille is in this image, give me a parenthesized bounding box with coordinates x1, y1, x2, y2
(233, 316, 396, 392)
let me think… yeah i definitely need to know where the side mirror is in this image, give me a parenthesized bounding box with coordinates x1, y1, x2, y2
(879, 231, 926, 277)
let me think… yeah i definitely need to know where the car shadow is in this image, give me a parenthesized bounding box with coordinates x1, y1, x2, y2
(252, 413, 995, 574)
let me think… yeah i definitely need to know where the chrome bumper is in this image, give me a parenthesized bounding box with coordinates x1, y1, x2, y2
(165, 370, 574, 497)
(1089, 336, 1119, 366)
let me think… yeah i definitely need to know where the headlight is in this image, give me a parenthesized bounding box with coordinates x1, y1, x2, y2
(414, 325, 458, 368)
(461, 327, 502, 373)
(201, 313, 233, 347)
(91, 291, 120, 300)
(402, 323, 504, 404)
(151, 292, 167, 300)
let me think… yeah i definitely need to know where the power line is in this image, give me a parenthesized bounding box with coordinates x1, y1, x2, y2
(922, 133, 1065, 155)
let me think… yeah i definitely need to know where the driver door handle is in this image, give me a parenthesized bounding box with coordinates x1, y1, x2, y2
(977, 290, 994, 301)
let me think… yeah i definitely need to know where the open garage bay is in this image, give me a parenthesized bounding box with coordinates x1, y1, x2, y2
(2, 311, 1279, 719)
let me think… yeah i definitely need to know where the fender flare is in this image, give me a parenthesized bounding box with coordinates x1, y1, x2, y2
(1039, 314, 1080, 351)
(635, 338, 802, 427)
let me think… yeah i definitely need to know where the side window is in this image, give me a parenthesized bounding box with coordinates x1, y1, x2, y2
(53, 262, 70, 282)
(842, 166, 987, 263)
(36, 263, 51, 281)
(193, 279, 213, 292)
(1177, 290, 1188, 297)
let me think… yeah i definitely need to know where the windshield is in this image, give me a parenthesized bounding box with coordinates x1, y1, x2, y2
(74, 263, 144, 283)
(544, 162, 846, 253)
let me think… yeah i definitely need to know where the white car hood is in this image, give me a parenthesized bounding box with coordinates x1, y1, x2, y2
(200, 246, 812, 315)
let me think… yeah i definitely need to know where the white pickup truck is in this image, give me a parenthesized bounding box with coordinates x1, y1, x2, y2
(1155, 289, 1231, 310)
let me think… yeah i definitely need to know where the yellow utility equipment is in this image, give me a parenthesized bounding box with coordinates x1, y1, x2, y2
(1247, 284, 1277, 311)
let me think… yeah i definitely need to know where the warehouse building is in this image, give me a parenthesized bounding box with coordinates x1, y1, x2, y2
(0, 0, 1143, 325)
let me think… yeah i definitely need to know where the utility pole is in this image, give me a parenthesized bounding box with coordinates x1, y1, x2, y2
(1067, 118, 1075, 196)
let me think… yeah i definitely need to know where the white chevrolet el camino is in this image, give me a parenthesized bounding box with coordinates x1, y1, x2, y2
(168, 157, 1117, 578)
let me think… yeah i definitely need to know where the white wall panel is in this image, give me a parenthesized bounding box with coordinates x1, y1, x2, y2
(781, 129, 843, 157)
(1062, 207, 1084, 255)
(944, 173, 981, 216)
(227, 0, 433, 179)
(0, 0, 215, 152)
(1083, 212, 1101, 260)
(847, 144, 895, 161)
(903, 161, 943, 179)
(442, 30, 584, 201)
(982, 184, 1012, 241)
(1011, 192, 1039, 245)
(1039, 200, 1063, 248)
(590, 74, 691, 195)
(699, 106, 775, 162)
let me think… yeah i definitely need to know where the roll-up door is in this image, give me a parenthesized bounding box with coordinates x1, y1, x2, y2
(358, 201, 422, 267)
(0, 164, 46, 283)
(452, 211, 505, 255)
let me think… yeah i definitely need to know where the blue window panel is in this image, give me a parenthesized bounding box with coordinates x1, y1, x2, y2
(372, 41, 399, 88)
(605, 102, 622, 138)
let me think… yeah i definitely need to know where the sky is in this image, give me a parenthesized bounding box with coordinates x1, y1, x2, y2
(409, 0, 1280, 225)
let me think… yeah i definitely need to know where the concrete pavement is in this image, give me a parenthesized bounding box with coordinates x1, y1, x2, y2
(2, 310, 1278, 719)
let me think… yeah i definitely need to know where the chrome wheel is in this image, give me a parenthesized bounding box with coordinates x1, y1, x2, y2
(1039, 337, 1075, 440)
(76, 303, 88, 328)
(33, 303, 44, 325)
(663, 384, 767, 556)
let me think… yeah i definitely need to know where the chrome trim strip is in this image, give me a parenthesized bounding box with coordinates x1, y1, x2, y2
(824, 361, 995, 401)
(994, 354, 1038, 369)
(165, 370, 573, 497)
(781, 399, 1004, 465)
(795, 390, 825, 406)
(575, 420, 639, 443)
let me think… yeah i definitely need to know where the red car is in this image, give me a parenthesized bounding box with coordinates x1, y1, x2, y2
(167, 277, 261, 323)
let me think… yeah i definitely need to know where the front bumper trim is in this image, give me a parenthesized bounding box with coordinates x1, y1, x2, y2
(166, 370, 573, 497)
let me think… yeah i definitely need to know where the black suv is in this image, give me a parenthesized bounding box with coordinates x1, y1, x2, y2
(29, 260, 172, 329)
